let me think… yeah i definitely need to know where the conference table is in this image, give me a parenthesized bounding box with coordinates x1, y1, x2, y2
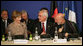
(1, 38, 82, 45)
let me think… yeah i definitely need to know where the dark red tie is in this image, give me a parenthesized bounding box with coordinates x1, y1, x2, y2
(42, 23, 45, 33)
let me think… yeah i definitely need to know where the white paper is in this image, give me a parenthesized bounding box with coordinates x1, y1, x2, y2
(53, 39, 67, 43)
(13, 39, 28, 44)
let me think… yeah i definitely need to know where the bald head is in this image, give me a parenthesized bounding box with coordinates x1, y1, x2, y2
(54, 13, 65, 25)
(54, 13, 65, 19)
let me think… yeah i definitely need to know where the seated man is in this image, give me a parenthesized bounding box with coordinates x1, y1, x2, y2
(34, 8, 55, 39)
(53, 13, 80, 39)
(1, 9, 12, 40)
(21, 10, 34, 34)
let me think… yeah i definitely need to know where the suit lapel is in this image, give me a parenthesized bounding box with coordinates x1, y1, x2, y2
(38, 22, 42, 35)
(46, 21, 50, 34)
(7, 19, 9, 26)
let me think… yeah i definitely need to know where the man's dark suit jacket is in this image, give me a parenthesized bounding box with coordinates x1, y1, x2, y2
(1, 18, 12, 40)
(21, 19, 35, 33)
(54, 19, 80, 39)
(1, 18, 12, 35)
(33, 19, 55, 38)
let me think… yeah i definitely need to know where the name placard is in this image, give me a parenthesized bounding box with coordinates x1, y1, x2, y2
(53, 39, 67, 43)
(13, 39, 28, 44)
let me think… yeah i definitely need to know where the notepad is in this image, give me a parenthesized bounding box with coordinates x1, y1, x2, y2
(13, 39, 28, 44)
(53, 39, 67, 43)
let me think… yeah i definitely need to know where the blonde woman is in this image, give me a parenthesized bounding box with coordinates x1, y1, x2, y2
(7, 10, 28, 39)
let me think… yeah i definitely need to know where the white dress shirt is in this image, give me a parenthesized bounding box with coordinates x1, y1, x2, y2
(3, 19, 7, 29)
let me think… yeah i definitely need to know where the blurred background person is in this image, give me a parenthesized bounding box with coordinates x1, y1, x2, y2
(21, 10, 34, 34)
(7, 10, 28, 39)
(1, 9, 12, 41)
(53, 13, 80, 39)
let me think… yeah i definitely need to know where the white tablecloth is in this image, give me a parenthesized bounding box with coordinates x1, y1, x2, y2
(1, 39, 82, 45)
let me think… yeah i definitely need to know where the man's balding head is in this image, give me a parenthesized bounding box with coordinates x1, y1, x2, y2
(54, 13, 65, 19)
(54, 13, 65, 25)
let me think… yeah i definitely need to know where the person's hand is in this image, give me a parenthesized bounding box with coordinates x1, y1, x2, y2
(41, 32, 46, 35)
(5, 28, 8, 34)
(23, 21, 26, 24)
(65, 33, 69, 37)
(27, 31, 31, 34)
(58, 26, 63, 33)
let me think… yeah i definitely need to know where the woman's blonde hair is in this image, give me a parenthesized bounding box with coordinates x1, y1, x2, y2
(12, 10, 21, 21)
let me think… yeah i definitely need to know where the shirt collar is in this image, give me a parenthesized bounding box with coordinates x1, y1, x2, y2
(41, 20, 47, 24)
(2, 19, 7, 22)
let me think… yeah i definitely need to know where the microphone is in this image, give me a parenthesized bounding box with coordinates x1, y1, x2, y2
(20, 19, 25, 22)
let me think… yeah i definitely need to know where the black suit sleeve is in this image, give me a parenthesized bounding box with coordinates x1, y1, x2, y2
(47, 22, 55, 38)
(68, 22, 80, 38)
(58, 20, 80, 38)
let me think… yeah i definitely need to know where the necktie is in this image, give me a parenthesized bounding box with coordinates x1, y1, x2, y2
(4, 20, 7, 29)
(42, 23, 45, 33)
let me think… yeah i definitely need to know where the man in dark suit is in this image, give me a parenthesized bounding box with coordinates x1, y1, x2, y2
(21, 10, 35, 40)
(1, 10, 12, 40)
(53, 13, 80, 39)
(34, 8, 55, 38)
(21, 10, 34, 34)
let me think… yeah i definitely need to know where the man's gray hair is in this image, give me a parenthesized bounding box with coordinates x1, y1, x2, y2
(43, 12, 48, 18)
(21, 10, 27, 16)
(42, 10, 48, 18)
